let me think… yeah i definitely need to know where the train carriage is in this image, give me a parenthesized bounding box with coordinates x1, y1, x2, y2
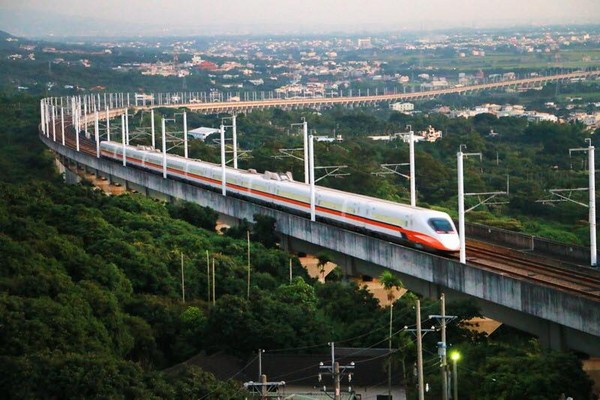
(100, 141, 460, 252)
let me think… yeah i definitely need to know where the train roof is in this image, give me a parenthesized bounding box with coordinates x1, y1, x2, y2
(101, 140, 452, 217)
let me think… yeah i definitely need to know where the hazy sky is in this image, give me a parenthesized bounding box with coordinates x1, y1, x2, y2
(1, 0, 600, 36)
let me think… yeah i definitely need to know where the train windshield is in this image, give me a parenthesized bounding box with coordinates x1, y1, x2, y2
(428, 218, 454, 234)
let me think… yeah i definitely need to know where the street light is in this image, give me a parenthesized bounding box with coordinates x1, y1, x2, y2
(450, 351, 461, 400)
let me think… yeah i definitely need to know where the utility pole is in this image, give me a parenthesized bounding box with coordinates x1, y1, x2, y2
(408, 125, 416, 207)
(206, 250, 210, 303)
(430, 294, 457, 400)
(334, 362, 341, 400)
(183, 111, 188, 159)
(125, 109, 129, 145)
(181, 251, 185, 303)
(84, 100, 88, 139)
(162, 118, 167, 178)
(232, 114, 238, 169)
(40, 100, 45, 136)
(309, 134, 316, 221)
(247, 230, 251, 300)
(416, 300, 425, 400)
(105, 106, 110, 142)
(569, 140, 597, 266)
(291, 118, 309, 184)
(61, 107, 65, 146)
(258, 349, 265, 379)
(120, 114, 125, 165)
(151, 109, 155, 149)
(457, 145, 466, 264)
(590, 140, 596, 267)
(406, 301, 436, 400)
(243, 374, 285, 399)
(303, 119, 309, 184)
(212, 257, 216, 306)
(51, 105, 56, 142)
(440, 295, 448, 400)
(457, 145, 484, 264)
(318, 342, 354, 400)
(220, 124, 226, 196)
(94, 111, 99, 158)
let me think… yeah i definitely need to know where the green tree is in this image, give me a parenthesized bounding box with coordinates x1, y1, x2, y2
(379, 270, 403, 303)
(251, 214, 279, 248)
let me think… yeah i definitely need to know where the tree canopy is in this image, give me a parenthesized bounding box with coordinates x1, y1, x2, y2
(0, 94, 595, 399)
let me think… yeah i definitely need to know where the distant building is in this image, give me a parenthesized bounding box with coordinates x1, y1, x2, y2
(368, 135, 395, 141)
(134, 93, 154, 106)
(525, 112, 558, 123)
(314, 135, 343, 143)
(390, 102, 415, 113)
(196, 61, 218, 71)
(188, 127, 220, 141)
(357, 38, 372, 48)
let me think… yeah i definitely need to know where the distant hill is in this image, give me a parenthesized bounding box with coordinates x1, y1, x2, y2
(0, 30, 15, 40)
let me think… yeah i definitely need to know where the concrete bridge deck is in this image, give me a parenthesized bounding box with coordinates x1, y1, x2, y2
(42, 134, 600, 356)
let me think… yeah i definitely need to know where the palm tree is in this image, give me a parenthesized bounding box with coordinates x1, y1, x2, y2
(379, 270, 403, 304)
(316, 252, 332, 282)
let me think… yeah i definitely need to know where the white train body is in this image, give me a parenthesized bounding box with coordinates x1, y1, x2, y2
(100, 141, 460, 252)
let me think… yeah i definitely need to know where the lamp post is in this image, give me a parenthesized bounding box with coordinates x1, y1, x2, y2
(450, 351, 460, 400)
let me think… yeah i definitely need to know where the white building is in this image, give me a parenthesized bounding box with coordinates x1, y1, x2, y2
(188, 127, 220, 141)
(525, 112, 558, 123)
(314, 135, 343, 142)
(390, 102, 415, 113)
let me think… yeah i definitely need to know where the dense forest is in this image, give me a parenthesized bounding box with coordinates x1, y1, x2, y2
(0, 93, 596, 399)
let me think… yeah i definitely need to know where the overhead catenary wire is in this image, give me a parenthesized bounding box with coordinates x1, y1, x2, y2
(261, 326, 419, 385)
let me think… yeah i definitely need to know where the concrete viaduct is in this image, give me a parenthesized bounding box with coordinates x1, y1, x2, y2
(40, 70, 600, 356)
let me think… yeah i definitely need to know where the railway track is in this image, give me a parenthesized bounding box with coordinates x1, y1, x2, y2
(53, 121, 97, 156)
(45, 120, 600, 301)
(464, 240, 600, 299)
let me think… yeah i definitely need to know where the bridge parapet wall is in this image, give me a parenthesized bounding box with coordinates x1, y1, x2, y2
(466, 222, 590, 264)
(42, 134, 600, 352)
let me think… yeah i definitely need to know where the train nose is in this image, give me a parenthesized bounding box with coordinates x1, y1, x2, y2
(440, 234, 461, 252)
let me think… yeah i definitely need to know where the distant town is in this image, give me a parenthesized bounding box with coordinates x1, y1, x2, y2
(4, 25, 599, 133)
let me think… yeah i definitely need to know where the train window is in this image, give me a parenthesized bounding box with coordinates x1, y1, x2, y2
(428, 218, 454, 233)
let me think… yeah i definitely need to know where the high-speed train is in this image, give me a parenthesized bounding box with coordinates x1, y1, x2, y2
(100, 141, 460, 252)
